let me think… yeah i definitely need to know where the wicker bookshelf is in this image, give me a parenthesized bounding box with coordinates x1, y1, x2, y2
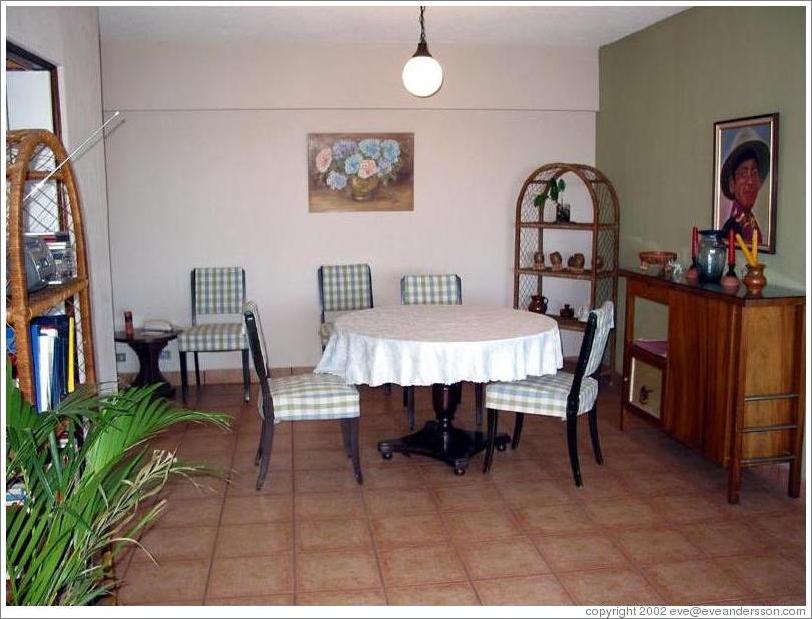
(513, 162, 620, 376)
(6, 129, 96, 404)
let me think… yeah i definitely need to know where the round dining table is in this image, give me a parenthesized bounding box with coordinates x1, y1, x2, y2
(315, 305, 563, 474)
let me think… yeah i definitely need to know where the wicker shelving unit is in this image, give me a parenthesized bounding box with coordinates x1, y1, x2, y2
(513, 162, 619, 376)
(6, 129, 96, 404)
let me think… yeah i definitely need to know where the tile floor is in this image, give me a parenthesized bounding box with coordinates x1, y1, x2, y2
(114, 381, 807, 606)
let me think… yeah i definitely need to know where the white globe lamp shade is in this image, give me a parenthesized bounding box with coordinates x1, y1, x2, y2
(402, 54, 443, 98)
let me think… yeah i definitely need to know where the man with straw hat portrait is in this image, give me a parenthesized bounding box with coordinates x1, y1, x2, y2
(715, 118, 776, 250)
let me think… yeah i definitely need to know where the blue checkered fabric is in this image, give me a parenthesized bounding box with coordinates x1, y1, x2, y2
(243, 301, 360, 424)
(583, 301, 614, 377)
(178, 323, 247, 352)
(320, 264, 372, 312)
(485, 372, 599, 418)
(401, 274, 462, 305)
(194, 267, 245, 316)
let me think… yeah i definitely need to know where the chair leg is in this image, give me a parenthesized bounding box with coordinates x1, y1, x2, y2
(179, 351, 188, 404)
(241, 349, 251, 402)
(566, 413, 583, 487)
(193, 352, 201, 386)
(383, 383, 392, 396)
(482, 409, 499, 473)
(406, 386, 415, 431)
(255, 418, 266, 466)
(588, 404, 604, 465)
(340, 418, 352, 458)
(511, 413, 525, 450)
(349, 417, 363, 484)
(475, 383, 484, 427)
(256, 420, 275, 490)
(402, 385, 409, 408)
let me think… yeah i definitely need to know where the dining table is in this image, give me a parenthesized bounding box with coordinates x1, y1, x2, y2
(314, 304, 563, 474)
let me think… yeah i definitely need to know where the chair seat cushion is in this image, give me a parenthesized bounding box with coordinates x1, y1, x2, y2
(485, 372, 598, 418)
(178, 323, 247, 352)
(319, 322, 334, 348)
(262, 373, 360, 422)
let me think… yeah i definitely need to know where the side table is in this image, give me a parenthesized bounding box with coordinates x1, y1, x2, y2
(114, 329, 179, 398)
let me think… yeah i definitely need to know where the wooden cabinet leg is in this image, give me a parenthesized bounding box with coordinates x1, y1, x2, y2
(727, 459, 742, 504)
(788, 458, 802, 498)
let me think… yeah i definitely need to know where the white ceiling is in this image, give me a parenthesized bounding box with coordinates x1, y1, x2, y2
(99, 5, 688, 48)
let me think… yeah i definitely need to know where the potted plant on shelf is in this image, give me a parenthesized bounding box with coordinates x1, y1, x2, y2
(4, 365, 231, 605)
(534, 178, 566, 222)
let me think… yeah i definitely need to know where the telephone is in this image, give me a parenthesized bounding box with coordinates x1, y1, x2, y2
(142, 319, 176, 333)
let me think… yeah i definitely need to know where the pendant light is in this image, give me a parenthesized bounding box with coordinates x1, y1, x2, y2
(402, 6, 443, 97)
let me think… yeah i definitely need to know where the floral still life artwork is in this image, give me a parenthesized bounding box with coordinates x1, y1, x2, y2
(308, 133, 414, 212)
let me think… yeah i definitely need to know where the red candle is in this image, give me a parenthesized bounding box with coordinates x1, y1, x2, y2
(727, 228, 735, 265)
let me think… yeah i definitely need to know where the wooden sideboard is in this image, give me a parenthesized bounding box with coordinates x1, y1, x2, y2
(619, 269, 805, 503)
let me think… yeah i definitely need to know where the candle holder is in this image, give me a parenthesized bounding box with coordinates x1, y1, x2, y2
(742, 263, 767, 295)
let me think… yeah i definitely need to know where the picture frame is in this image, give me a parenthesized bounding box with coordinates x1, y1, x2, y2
(308, 133, 414, 212)
(712, 113, 778, 254)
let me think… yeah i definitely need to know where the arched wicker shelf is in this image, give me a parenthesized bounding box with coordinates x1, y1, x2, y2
(513, 162, 620, 376)
(6, 129, 96, 404)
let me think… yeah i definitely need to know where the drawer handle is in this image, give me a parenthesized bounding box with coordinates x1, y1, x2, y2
(639, 385, 653, 404)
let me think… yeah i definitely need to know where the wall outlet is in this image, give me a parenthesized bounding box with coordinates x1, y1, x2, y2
(160, 350, 171, 360)
(116, 352, 126, 363)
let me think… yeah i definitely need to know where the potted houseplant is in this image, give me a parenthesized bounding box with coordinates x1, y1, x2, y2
(5, 366, 231, 605)
(534, 177, 566, 222)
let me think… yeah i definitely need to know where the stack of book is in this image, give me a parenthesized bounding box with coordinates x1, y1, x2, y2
(29, 314, 76, 411)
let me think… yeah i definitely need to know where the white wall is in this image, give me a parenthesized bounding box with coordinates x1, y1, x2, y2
(101, 37, 598, 371)
(7, 7, 117, 385)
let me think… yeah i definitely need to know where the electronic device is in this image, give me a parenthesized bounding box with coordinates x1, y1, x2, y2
(25, 231, 74, 283)
(23, 236, 57, 292)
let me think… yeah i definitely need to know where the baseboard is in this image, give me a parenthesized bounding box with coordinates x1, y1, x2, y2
(118, 366, 316, 386)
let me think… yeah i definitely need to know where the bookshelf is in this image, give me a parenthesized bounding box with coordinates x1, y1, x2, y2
(6, 129, 96, 406)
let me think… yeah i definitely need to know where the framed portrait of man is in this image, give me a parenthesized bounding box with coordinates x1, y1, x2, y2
(712, 113, 779, 254)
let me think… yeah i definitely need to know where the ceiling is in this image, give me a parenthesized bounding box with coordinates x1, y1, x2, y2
(99, 5, 688, 48)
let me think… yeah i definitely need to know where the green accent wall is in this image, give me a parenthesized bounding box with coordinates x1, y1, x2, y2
(597, 6, 807, 360)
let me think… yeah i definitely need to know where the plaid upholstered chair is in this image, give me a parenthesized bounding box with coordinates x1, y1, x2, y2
(483, 301, 614, 486)
(399, 274, 471, 430)
(244, 301, 362, 490)
(178, 267, 250, 404)
(317, 264, 373, 350)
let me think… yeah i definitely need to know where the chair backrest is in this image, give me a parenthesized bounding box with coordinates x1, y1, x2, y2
(243, 300, 273, 422)
(567, 300, 615, 409)
(192, 267, 246, 323)
(318, 264, 373, 323)
(400, 274, 462, 305)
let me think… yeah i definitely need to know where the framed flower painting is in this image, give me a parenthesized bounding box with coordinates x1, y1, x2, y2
(308, 133, 414, 212)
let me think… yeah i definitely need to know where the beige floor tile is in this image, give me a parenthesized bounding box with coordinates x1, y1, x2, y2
(130, 526, 217, 564)
(388, 582, 480, 605)
(534, 532, 628, 572)
(643, 559, 750, 604)
(220, 493, 293, 525)
(646, 493, 727, 525)
(583, 496, 660, 528)
(295, 491, 366, 521)
(297, 518, 373, 551)
(371, 512, 447, 549)
(558, 568, 664, 605)
(442, 509, 522, 542)
(379, 545, 467, 587)
(294, 447, 354, 471)
(457, 538, 551, 580)
(678, 521, 770, 558)
(715, 555, 807, 597)
(296, 549, 382, 592)
(294, 468, 363, 493)
(214, 522, 294, 557)
(473, 574, 573, 605)
(208, 554, 294, 598)
(360, 464, 426, 490)
(153, 497, 223, 529)
(514, 502, 595, 535)
(227, 466, 293, 496)
(433, 482, 503, 510)
(119, 559, 210, 604)
(363, 488, 438, 518)
(205, 594, 294, 605)
(295, 589, 386, 605)
(495, 479, 575, 508)
(614, 527, 704, 565)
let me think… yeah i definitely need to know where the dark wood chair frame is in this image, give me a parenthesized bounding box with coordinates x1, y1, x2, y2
(180, 268, 250, 404)
(244, 308, 362, 490)
(398, 274, 483, 430)
(483, 312, 604, 486)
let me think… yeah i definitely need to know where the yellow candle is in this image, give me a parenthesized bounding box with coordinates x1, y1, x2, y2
(752, 229, 758, 263)
(736, 233, 755, 265)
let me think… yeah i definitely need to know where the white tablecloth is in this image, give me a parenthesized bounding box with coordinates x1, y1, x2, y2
(315, 305, 563, 387)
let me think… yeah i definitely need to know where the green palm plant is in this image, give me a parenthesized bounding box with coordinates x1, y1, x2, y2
(5, 365, 231, 605)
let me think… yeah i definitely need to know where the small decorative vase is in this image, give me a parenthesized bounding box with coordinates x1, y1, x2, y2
(528, 295, 548, 314)
(742, 263, 767, 294)
(560, 304, 575, 319)
(697, 230, 727, 283)
(549, 251, 563, 271)
(533, 251, 545, 270)
(349, 175, 380, 201)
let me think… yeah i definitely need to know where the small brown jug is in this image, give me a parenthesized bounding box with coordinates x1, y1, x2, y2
(528, 295, 548, 314)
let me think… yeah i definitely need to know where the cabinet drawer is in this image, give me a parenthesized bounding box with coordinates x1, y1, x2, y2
(628, 356, 664, 420)
(741, 429, 794, 460)
(743, 399, 796, 429)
